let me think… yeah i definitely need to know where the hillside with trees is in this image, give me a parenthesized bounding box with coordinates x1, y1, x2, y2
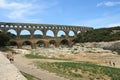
(74, 27, 120, 43)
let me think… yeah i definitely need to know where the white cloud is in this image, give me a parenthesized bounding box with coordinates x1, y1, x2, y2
(0, 0, 32, 9)
(0, 0, 58, 21)
(97, 1, 120, 7)
(0, 0, 35, 19)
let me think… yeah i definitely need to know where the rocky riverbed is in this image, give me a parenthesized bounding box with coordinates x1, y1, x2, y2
(0, 40, 120, 80)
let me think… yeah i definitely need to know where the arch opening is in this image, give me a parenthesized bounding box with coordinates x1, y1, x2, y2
(77, 31, 81, 34)
(46, 30, 54, 38)
(7, 29, 17, 39)
(57, 30, 66, 38)
(20, 30, 31, 39)
(0, 30, 2, 32)
(34, 30, 43, 38)
(9, 41, 18, 48)
(49, 40, 57, 47)
(69, 30, 75, 38)
(36, 40, 45, 48)
(60, 39, 69, 46)
(22, 41, 32, 49)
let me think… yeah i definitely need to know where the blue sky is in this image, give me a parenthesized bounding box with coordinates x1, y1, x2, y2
(0, 0, 120, 29)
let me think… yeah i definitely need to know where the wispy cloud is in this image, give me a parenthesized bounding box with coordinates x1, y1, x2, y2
(0, 0, 33, 19)
(97, 1, 120, 7)
(73, 14, 120, 28)
(0, 0, 58, 22)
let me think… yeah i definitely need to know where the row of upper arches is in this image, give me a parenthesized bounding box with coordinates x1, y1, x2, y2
(0, 29, 81, 37)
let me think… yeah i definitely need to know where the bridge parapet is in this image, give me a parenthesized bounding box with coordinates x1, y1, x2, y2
(0, 22, 93, 31)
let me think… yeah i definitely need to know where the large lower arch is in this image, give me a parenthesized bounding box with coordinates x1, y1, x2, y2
(20, 30, 31, 39)
(34, 30, 43, 38)
(36, 40, 47, 48)
(60, 39, 69, 46)
(9, 41, 18, 48)
(49, 40, 58, 47)
(22, 41, 33, 49)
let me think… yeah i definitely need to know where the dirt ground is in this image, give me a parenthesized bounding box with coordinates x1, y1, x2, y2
(64, 52, 120, 68)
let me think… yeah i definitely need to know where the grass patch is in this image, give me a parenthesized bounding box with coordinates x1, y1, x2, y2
(35, 62, 120, 80)
(25, 53, 72, 60)
(21, 72, 40, 80)
(25, 54, 47, 59)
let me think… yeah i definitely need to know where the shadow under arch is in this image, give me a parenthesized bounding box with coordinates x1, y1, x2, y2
(9, 41, 18, 48)
(49, 40, 58, 47)
(22, 41, 33, 49)
(60, 39, 69, 46)
(36, 40, 47, 48)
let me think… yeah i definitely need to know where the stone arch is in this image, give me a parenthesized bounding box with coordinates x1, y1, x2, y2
(7, 29, 17, 39)
(0, 29, 2, 32)
(49, 40, 58, 47)
(7, 29, 17, 37)
(36, 40, 47, 48)
(22, 41, 33, 49)
(20, 29, 31, 39)
(46, 30, 54, 38)
(9, 41, 18, 48)
(69, 30, 75, 37)
(57, 30, 66, 38)
(77, 30, 81, 34)
(60, 39, 69, 46)
(34, 30, 43, 38)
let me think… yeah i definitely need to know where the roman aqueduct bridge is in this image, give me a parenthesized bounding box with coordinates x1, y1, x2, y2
(0, 22, 93, 48)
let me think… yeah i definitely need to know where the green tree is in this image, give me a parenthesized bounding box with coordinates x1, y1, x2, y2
(0, 32, 10, 47)
(60, 35, 66, 38)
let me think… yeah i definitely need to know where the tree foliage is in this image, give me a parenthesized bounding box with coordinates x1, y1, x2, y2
(0, 32, 16, 47)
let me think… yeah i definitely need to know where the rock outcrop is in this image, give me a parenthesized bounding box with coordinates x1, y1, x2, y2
(0, 52, 27, 80)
